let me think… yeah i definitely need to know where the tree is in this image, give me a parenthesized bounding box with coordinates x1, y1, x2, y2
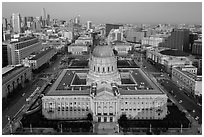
(113, 49, 118, 56)
(87, 113, 93, 121)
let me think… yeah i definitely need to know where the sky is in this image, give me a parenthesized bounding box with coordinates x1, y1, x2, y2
(2, 2, 202, 24)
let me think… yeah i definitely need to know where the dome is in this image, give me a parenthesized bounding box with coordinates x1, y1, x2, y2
(92, 46, 114, 57)
(160, 49, 190, 57)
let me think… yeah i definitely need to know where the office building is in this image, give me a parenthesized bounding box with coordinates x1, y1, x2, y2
(63, 31, 74, 42)
(12, 13, 22, 33)
(68, 44, 89, 55)
(42, 45, 168, 123)
(31, 19, 42, 32)
(22, 48, 56, 70)
(7, 36, 42, 65)
(105, 24, 123, 37)
(192, 39, 202, 55)
(112, 41, 132, 55)
(87, 21, 92, 30)
(2, 43, 10, 67)
(2, 65, 32, 99)
(75, 36, 93, 46)
(41, 8, 46, 27)
(146, 48, 192, 73)
(107, 29, 124, 44)
(142, 37, 164, 47)
(126, 29, 145, 43)
(74, 15, 80, 24)
(2, 17, 8, 31)
(172, 66, 202, 96)
(162, 29, 190, 52)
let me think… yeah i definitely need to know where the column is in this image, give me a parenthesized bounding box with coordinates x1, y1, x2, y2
(96, 102, 98, 114)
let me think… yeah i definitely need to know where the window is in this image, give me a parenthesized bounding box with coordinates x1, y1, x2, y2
(103, 67, 105, 73)
(108, 67, 109, 72)
(98, 67, 100, 72)
(112, 66, 114, 71)
(94, 66, 95, 71)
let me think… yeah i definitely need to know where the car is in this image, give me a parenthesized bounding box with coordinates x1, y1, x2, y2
(179, 100, 182, 103)
(22, 93, 25, 97)
(195, 116, 199, 121)
(197, 103, 202, 107)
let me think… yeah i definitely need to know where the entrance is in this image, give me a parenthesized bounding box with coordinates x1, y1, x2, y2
(104, 117, 107, 122)
(98, 117, 101, 122)
(110, 117, 113, 122)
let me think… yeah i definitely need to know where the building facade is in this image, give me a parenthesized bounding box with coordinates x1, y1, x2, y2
(141, 37, 164, 47)
(192, 39, 202, 55)
(161, 29, 190, 52)
(8, 36, 42, 65)
(105, 24, 123, 37)
(112, 42, 132, 55)
(68, 44, 89, 55)
(42, 45, 168, 123)
(22, 48, 56, 70)
(172, 66, 202, 96)
(12, 13, 22, 33)
(2, 65, 32, 98)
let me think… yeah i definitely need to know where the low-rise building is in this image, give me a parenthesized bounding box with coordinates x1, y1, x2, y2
(2, 65, 32, 98)
(172, 66, 202, 96)
(146, 48, 192, 73)
(112, 41, 132, 55)
(22, 48, 56, 70)
(68, 44, 89, 55)
(141, 36, 164, 47)
(75, 36, 93, 46)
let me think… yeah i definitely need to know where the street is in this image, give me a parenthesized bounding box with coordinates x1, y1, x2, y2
(134, 52, 202, 124)
(2, 54, 64, 129)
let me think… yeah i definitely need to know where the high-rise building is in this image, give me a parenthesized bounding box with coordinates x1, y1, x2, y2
(74, 15, 80, 24)
(47, 14, 50, 26)
(7, 36, 42, 65)
(2, 44, 10, 67)
(192, 39, 202, 55)
(2, 17, 8, 31)
(32, 19, 42, 32)
(87, 21, 92, 30)
(12, 13, 22, 33)
(105, 24, 123, 37)
(41, 8, 46, 27)
(163, 29, 190, 52)
(41, 8, 46, 20)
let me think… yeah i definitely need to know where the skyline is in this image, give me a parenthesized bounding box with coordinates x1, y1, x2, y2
(2, 2, 202, 24)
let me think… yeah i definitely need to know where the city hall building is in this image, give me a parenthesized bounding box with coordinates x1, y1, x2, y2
(42, 45, 168, 123)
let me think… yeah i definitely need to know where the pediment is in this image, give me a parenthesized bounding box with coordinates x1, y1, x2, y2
(95, 90, 115, 100)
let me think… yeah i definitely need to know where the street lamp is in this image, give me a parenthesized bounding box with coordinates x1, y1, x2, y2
(6, 116, 13, 134)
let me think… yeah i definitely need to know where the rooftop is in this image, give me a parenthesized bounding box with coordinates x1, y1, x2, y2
(10, 36, 36, 44)
(160, 49, 190, 57)
(29, 48, 54, 60)
(2, 66, 15, 75)
(175, 67, 201, 81)
(2, 66, 29, 85)
(46, 68, 163, 96)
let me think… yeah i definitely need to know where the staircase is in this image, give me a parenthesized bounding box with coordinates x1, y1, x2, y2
(94, 122, 119, 135)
